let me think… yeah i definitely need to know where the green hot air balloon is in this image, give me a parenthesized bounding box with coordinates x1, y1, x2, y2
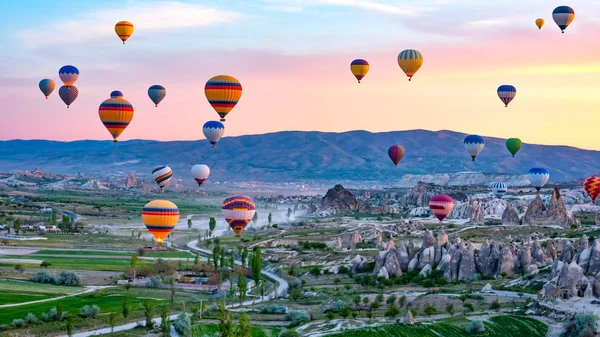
(506, 138, 522, 157)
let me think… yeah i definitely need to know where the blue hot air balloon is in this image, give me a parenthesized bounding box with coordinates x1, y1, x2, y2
(497, 85, 516, 107)
(553, 6, 575, 33)
(58, 65, 79, 88)
(148, 85, 166, 107)
(491, 182, 507, 199)
(463, 135, 485, 161)
(203, 121, 225, 148)
(38, 79, 55, 99)
(528, 167, 550, 192)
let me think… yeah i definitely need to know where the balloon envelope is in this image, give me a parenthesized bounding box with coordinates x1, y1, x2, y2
(553, 6, 574, 33)
(528, 167, 550, 191)
(142, 200, 179, 244)
(148, 85, 166, 107)
(115, 21, 134, 43)
(429, 194, 453, 222)
(191, 165, 210, 186)
(464, 135, 485, 161)
(397, 49, 423, 81)
(506, 138, 522, 157)
(152, 166, 173, 190)
(584, 176, 600, 202)
(535, 18, 545, 29)
(59, 85, 78, 108)
(491, 182, 507, 199)
(222, 195, 256, 237)
(203, 121, 225, 147)
(59, 65, 79, 87)
(388, 145, 405, 166)
(350, 59, 369, 83)
(497, 85, 516, 107)
(39, 79, 55, 99)
(98, 91, 134, 142)
(205, 75, 242, 122)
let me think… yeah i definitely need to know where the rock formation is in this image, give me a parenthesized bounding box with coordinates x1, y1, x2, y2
(321, 184, 359, 213)
(501, 204, 520, 225)
(522, 189, 578, 228)
(125, 172, 137, 187)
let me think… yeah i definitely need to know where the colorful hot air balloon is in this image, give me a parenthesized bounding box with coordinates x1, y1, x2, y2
(584, 176, 600, 202)
(59, 65, 79, 88)
(491, 182, 507, 199)
(497, 85, 516, 107)
(98, 91, 134, 143)
(203, 121, 225, 148)
(39, 79, 55, 99)
(506, 138, 522, 157)
(464, 135, 485, 161)
(115, 21, 134, 44)
(535, 18, 545, 29)
(350, 59, 369, 83)
(553, 6, 574, 33)
(59, 85, 78, 108)
(528, 167, 550, 192)
(388, 145, 405, 167)
(397, 49, 423, 81)
(429, 194, 453, 223)
(148, 85, 166, 107)
(152, 165, 173, 191)
(205, 75, 242, 122)
(142, 200, 179, 244)
(222, 195, 256, 237)
(191, 165, 210, 186)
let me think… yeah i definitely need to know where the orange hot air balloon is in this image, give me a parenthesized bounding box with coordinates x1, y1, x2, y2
(98, 91, 134, 143)
(115, 21, 134, 44)
(584, 176, 600, 202)
(205, 75, 242, 122)
(142, 200, 180, 244)
(535, 18, 545, 30)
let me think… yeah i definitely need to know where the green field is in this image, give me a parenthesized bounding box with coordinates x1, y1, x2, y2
(324, 315, 548, 337)
(0, 279, 83, 296)
(0, 293, 53, 306)
(0, 256, 132, 271)
(32, 249, 192, 258)
(191, 323, 281, 337)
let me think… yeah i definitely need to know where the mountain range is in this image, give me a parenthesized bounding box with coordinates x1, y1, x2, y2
(1, 130, 598, 184)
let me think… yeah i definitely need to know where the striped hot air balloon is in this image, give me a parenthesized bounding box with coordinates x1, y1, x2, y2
(397, 49, 423, 81)
(142, 200, 179, 244)
(191, 165, 210, 186)
(152, 165, 173, 191)
(203, 121, 225, 148)
(429, 194, 453, 223)
(528, 167, 550, 192)
(59, 65, 79, 88)
(98, 91, 134, 142)
(388, 145, 405, 167)
(506, 138, 522, 157)
(222, 195, 256, 237)
(464, 135, 485, 161)
(115, 21, 134, 43)
(350, 59, 369, 83)
(59, 85, 78, 108)
(39, 79, 55, 99)
(553, 6, 574, 33)
(205, 75, 242, 122)
(584, 176, 600, 202)
(497, 85, 516, 107)
(148, 85, 166, 107)
(491, 182, 507, 199)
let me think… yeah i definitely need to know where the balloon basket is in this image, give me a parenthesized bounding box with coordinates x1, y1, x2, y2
(220, 118, 226, 122)
(113, 139, 118, 143)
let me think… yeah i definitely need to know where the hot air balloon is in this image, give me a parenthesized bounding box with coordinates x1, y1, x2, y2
(397, 49, 423, 81)
(148, 85, 166, 107)
(191, 165, 210, 186)
(506, 138, 522, 157)
(350, 59, 369, 83)
(152, 165, 173, 192)
(59, 85, 78, 108)
(205, 75, 242, 122)
(528, 167, 550, 192)
(584, 176, 600, 202)
(388, 145, 405, 167)
(115, 21, 134, 43)
(142, 200, 179, 244)
(98, 91, 134, 143)
(222, 195, 256, 237)
(535, 18, 545, 29)
(203, 121, 225, 148)
(464, 135, 485, 161)
(497, 85, 516, 107)
(39, 79, 55, 99)
(59, 65, 79, 88)
(429, 194, 453, 223)
(491, 182, 507, 199)
(553, 6, 574, 33)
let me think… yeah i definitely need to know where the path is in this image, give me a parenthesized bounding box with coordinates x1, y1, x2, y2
(0, 286, 111, 309)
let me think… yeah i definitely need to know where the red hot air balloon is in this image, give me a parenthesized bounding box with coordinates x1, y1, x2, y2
(429, 194, 454, 223)
(388, 145, 405, 167)
(584, 176, 600, 202)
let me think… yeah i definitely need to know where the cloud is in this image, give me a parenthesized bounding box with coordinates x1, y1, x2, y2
(17, 1, 242, 47)
(264, 5, 304, 12)
(266, 0, 432, 16)
(467, 19, 508, 26)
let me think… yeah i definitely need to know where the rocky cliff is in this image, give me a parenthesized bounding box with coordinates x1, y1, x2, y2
(320, 184, 359, 214)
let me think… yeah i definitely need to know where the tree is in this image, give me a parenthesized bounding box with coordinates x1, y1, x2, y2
(144, 300, 154, 328)
(287, 208, 292, 219)
(463, 303, 474, 313)
(362, 297, 369, 306)
(366, 310, 373, 321)
(187, 219, 192, 230)
(562, 313, 596, 337)
(290, 288, 303, 301)
(160, 305, 171, 337)
(384, 305, 400, 318)
(465, 320, 485, 335)
(170, 280, 176, 304)
(309, 267, 321, 278)
(238, 275, 248, 305)
(220, 248, 226, 269)
(13, 218, 21, 235)
(241, 247, 249, 267)
(252, 212, 258, 225)
(237, 312, 252, 337)
(386, 295, 397, 306)
(51, 212, 57, 225)
(194, 252, 199, 265)
(229, 276, 237, 304)
(109, 312, 116, 333)
(130, 254, 138, 267)
(66, 314, 74, 337)
(340, 307, 351, 319)
(212, 245, 220, 270)
(375, 294, 384, 303)
(490, 299, 501, 312)
(424, 304, 437, 317)
(218, 299, 232, 337)
(122, 295, 131, 319)
(445, 303, 455, 316)
(326, 312, 335, 320)
(352, 295, 361, 309)
(14, 264, 24, 273)
(398, 295, 407, 308)
(250, 248, 262, 284)
(260, 280, 266, 302)
(209, 217, 216, 237)
(56, 301, 64, 321)
(268, 212, 272, 225)
(229, 251, 235, 270)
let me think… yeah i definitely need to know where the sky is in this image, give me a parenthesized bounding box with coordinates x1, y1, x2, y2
(1, 0, 600, 150)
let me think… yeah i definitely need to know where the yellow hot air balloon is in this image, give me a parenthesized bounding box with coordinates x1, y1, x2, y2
(98, 91, 134, 143)
(204, 75, 242, 122)
(142, 200, 180, 244)
(115, 21, 134, 44)
(535, 18, 545, 30)
(397, 49, 423, 81)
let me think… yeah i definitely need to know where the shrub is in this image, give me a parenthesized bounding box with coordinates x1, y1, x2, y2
(137, 247, 146, 256)
(11, 319, 25, 328)
(40, 313, 50, 322)
(424, 304, 437, 316)
(281, 331, 300, 337)
(490, 299, 501, 312)
(326, 300, 347, 313)
(384, 305, 400, 318)
(173, 313, 191, 334)
(146, 276, 163, 288)
(562, 313, 596, 337)
(80, 305, 100, 318)
(465, 320, 485, 335)
(56, 271, 81, 286)
(48, 308, 58, 321)
(25, 313, 37, 324)
(327, 312, 335, 320)
(285, 310, 310, 326)
(32, 271, 55, 284)
(260, 304, 287, 314)
(338, 265, 350, 274)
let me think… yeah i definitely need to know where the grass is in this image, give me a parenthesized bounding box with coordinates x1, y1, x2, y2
(32, 249, 192, 258)
(324, 315, 547, 337)
(0, 279, 83, 295)
(0, 256, 132, 271)
(191, 323, 282, 337)
(0, 292, 54, 305)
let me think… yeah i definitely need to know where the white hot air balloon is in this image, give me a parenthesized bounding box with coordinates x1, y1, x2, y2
(203, 121, 225, 148)
(152, 165, 173, 191)
(528, 167, 550, 192)
(491, 182, 507, 199)
(191, 165, 210, 186)
(463, 135, 485, 161)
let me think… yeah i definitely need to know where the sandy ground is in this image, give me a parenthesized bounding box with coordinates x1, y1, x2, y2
(0, 248, 39, 256)
(0, 258, 44, 264)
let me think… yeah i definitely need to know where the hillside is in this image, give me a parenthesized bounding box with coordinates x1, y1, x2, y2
(1, 130, 598, 183)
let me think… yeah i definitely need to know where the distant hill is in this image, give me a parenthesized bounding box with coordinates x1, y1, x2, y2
(1, 130, 598, 184)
